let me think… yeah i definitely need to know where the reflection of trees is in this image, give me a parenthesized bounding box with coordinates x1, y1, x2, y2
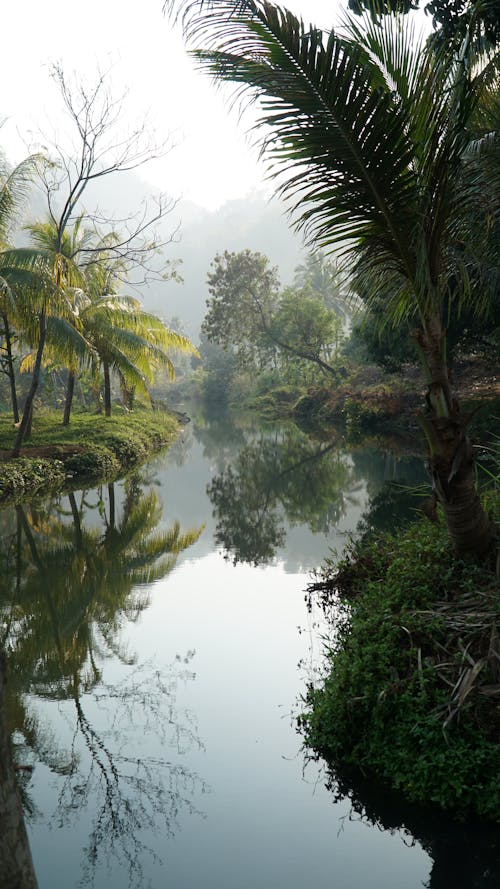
(56, 658, 206, 887)
(193, 414, 249, 468)
(0, 652, 38, 889)
(320, 763, 500, 889)
(0, 476, 203, 885)
(207, 428, 358, 564)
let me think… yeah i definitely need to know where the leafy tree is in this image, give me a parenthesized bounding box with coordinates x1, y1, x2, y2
(270, 286, 345, 382)
(203, 249, 345, 385)
(169, 0, 499, 556)
(203, 249, 280, 371)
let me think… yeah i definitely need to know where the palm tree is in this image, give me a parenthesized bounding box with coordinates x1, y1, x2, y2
(19, 222, 199, 422)
(0, 152, 40, 423)
(86, 296, 198, 417)
(293, 251, 348, 317)
(2, 226, 88, 454)
(168, 0, 498, 556)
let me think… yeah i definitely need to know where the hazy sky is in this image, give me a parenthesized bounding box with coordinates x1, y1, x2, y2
(1, 1, 344, 210)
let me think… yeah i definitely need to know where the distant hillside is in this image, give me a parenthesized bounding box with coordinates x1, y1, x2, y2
(12, 166, 306, 342)
(143, 191, 307, 339)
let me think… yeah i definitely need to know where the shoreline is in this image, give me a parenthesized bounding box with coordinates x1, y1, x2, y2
(0, 409, 181, 507)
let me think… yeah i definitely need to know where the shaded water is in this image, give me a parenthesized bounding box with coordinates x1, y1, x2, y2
(0, 417, 496, 888)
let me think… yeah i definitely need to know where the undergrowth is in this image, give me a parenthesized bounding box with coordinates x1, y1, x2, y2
(300, 494, 500, 821)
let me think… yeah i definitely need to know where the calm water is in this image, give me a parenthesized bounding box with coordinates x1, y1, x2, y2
(1, 417, 497, 889)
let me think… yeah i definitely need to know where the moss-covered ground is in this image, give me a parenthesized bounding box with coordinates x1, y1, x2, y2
(0, 408, 180, 505)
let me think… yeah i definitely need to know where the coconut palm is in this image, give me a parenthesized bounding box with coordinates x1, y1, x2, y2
(0, 152, 40, 422)
(168, 0, 499, 556)
(20, 220, 199, 421)
(1, 221, 89, 454)
(80, 292, 198, 417)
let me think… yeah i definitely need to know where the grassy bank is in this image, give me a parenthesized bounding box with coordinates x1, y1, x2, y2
(0, 409, 180, 506)
(300, 495, 500, 821)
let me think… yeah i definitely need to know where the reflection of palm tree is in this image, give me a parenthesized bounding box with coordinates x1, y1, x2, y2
(0, 476, 204, 883)
(5, 480, 201, 701)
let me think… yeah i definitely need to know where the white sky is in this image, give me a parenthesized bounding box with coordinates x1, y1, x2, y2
(1, 0, 344, 210)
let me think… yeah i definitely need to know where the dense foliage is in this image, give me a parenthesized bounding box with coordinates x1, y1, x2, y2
(170, 0, 499, 556)
(300, 495, 500, 819)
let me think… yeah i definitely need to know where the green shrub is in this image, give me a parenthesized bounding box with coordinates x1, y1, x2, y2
(300, 509, 500, 821)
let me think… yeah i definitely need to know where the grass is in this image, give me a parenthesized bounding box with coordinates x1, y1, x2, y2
(0, 407, 180, 505)
(300, 492, 500, 821)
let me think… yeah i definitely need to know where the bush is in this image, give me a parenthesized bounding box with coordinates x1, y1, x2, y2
(300, 506, 500, 821)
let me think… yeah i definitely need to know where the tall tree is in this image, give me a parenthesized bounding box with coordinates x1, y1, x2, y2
(0, 152, 40, 423)
(10, 63, 178, 452)
(203, 249, 344, 380)
(168, 0, 499, 556)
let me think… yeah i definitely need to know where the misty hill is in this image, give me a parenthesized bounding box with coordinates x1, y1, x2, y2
(143, 191, 307, 339)
(13, 166, 307, 342)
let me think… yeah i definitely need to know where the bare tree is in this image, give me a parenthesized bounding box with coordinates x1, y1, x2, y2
(12, 64, 180, 455)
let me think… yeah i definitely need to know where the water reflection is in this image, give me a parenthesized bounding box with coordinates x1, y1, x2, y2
(205, 422, 427, 565)
(0, 652, 38, 889)
(0, 476, 204, 886)
(207, 428, 359, 564)
(319, 763, 500, 889)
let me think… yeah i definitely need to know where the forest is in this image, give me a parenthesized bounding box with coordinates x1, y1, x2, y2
(0, 0, 499, 887)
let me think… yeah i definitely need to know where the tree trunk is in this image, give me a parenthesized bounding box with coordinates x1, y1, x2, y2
(63, 370, 75, 426)
(0, 652, 39, 889)
(108, 483, 116, 531)
(2, 313, 19, 423)
(103, 362, 112, 417)
(417, 319, 494, 557)
(11, 310, 47, 457)
(68, 492, 83, 552)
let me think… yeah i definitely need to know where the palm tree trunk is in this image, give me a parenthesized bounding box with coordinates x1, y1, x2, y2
(0, 652, 39, 889)
(11, 309, 47, 457)
(103, 362, 112, 417)
(417, 319, 494, 557)
(108, 483, 116, 531)
(63, 370, 75, 426)
(68, 492, 83, 552)
(2, 313, 19, 423)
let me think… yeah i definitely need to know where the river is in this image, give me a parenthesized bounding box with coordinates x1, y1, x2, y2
(1, 415, 498, 888)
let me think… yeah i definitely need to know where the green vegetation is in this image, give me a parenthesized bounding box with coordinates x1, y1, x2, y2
(300, 489, 500, 820)
(0, 65, 196, 475)
(171, 0, 498, 557)
(195, 249, 347, 409)
(0, 409, 179, 505)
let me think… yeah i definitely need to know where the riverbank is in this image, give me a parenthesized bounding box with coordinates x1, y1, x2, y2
(300, 492, 500, 822)
(295, 358, 499, 434)
(0, 409, 180, 506)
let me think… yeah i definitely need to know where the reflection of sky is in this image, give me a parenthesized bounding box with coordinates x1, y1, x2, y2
(21, 420, 434, 888)
(29, 554, 430, 889)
